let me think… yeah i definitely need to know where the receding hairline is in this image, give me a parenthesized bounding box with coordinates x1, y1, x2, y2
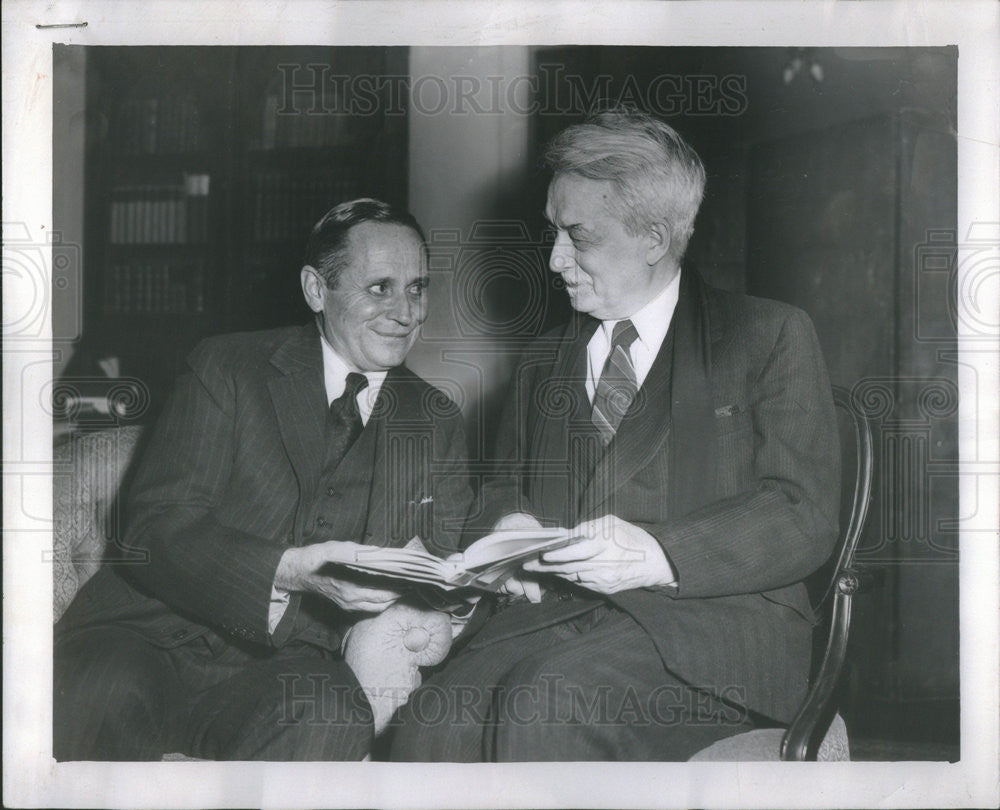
(309, 217, 428, 287)
(544, 172, 621, 226)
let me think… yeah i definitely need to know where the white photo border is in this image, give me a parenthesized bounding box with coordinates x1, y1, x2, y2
(3, 1, 998, 808)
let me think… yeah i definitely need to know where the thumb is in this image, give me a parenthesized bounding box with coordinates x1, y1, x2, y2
(522, 578, 543, 603)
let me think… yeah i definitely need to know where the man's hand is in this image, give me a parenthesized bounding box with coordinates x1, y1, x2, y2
(274, 541, 401, 614)
(523, 515, 676, 595)
(492, 512, 545, 603)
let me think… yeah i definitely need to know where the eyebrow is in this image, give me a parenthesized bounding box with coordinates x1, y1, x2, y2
(543, 212, 587, 233)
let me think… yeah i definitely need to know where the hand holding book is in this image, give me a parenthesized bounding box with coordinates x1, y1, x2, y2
(329, 528, 574, 592)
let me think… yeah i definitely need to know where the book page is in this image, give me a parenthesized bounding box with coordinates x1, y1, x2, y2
(461, 527, 571, 570)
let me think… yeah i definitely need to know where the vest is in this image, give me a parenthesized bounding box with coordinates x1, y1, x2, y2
(285, 418, 381, 650)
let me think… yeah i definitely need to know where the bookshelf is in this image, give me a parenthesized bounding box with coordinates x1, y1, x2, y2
(78, 46, 408, 419)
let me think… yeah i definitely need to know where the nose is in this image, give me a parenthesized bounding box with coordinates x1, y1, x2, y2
(388, 291, 415, 326)
(549, 232, 575, 274)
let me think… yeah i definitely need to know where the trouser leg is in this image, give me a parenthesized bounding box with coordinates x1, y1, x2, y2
(489, 610, 753, 761)
(54, 626, 181, 761)
(177, 645, 374, 761)
(389, 622, 578, 762)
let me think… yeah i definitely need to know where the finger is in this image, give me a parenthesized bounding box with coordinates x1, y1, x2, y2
(575, 516, 620, 542)
(526, 538, 604, 566)
(316, 540, 365, 564)
(531, 561, 592, 577)
(522, 578, 543, 603)
(338, 582, 399, 601)
(352, 600, 395, 614)
(355, 587, 401, 602)
(498, 577, 527, 598)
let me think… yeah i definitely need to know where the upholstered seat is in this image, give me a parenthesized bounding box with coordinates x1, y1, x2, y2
(690, 714, 850, 761)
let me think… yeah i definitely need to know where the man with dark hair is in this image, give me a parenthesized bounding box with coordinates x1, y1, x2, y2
(54, 199, 472, 761)
(391, 109, 840, 761)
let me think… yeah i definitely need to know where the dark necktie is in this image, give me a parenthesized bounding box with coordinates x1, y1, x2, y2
(325, 372, 369, 469)
(591, 319, 639, 445)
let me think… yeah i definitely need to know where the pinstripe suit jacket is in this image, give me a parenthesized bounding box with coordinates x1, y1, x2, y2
(57, 323, 472, 653)
(468, 270, 840, 723)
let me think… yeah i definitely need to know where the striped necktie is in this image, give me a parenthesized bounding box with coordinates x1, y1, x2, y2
(591, 319, 639, 445)
(326, 371, 369, 468)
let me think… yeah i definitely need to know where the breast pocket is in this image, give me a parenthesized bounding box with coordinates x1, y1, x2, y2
(714, 404, 754, 494)
(714, 403, 751, 436)
(406, 491, 434, 544)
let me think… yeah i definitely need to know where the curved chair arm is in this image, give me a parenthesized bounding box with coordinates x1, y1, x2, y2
(780, 574, 855, 760)
(780, 386, 875, 760)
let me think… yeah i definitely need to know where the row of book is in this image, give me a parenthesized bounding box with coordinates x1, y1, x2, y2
(103, 261, 207, 315)
(115, 96, 203, 155)
(256, 90, 369, 150)
(250, 171, 362, 241)
(109, 175, 211, 244)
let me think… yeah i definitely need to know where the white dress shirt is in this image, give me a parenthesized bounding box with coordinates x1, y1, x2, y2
(583, 272, 682, 588)
(585, 271, 682, 402)
(320, 335, 387, 423)
(269, 334, 387, 634)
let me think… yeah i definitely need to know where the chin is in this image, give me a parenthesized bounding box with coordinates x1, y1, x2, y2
(566, 289, 599, 315)
(369, 344, 412, 369)
(569, 298, 601, 317)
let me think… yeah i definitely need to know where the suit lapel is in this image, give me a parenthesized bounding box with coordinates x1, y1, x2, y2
(581, 329, 674, 520)
(530, 317, 599, 523)
(667, 269, 718, 518)
(267, 324, 328, 493)
(361, 367, 399, 547)
(580, 270, 718, 521)
(362, 366, 425, 547)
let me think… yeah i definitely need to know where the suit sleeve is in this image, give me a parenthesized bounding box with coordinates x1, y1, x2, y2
(466, 357, 541, 542)
(648, 309, 840, 598)
(425, 401, 475, 557)
(122, 340, 288, 645)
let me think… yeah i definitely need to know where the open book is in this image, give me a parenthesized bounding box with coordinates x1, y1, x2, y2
(330, 528, 574, 592)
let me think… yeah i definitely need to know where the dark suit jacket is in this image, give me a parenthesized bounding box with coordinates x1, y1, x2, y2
(57, 323, 472, 654)
(468, 271, 840, 723)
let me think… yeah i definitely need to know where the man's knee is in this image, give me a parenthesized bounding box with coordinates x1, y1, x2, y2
(196, 657, 375, 761)
(388, 680, 492, 761)
(490, 653, 630, 760)
(277, 667, 375, 760)
(494, 653, 577, 727)
(54, 629, 175, 760)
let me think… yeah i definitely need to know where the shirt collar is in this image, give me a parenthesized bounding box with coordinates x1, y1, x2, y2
(600, 269, 682, 353)
(319, 331, 388, 406)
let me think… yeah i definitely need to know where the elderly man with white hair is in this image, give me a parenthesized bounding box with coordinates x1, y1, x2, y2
(391, 107, 840, 762)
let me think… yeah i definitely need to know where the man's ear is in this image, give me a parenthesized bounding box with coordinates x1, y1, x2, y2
(645, 222, 671, 266)
(301, 265, 326, 313)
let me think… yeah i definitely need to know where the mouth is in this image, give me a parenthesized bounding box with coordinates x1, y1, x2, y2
(373, 330, 414, 340)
